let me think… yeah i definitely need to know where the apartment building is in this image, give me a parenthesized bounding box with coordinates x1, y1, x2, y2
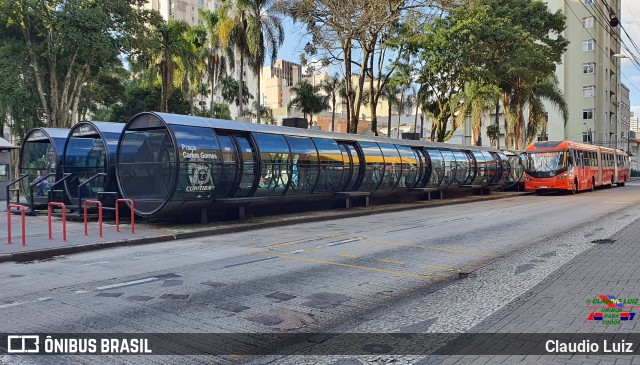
(141, 0, 206, 26)
(545, 0, 623, 148)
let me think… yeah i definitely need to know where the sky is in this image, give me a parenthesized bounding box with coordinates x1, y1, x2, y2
(276, 1, 640, 118)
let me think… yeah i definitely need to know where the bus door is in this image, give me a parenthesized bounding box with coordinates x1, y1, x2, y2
(232, 134, 259, 197)
(614, 154, 619, 184)
(345, 142, 365, 191)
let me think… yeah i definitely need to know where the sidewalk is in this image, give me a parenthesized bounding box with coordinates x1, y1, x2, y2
(0, 191, 527, 263)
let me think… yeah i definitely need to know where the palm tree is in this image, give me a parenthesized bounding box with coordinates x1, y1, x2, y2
(200, 7, 234, 117)
(236, 0, 285, 125)
(455, 82, 501, 146)
(380, 83, 400, 138)
(217, 75, 254, 107)
(524, 76, 567, 145)
(175, 25, 208, 115)
(319, 74, 342, 132)
(288, 80, 328, 126)
(148, 20, 191, 112)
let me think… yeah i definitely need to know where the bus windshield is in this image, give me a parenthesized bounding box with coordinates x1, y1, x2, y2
(526, 151, 567, 178)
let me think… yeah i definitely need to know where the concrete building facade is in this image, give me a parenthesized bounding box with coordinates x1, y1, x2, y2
(545, 0, 623, 148)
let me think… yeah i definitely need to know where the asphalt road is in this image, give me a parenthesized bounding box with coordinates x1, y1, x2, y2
(2, 183, 640, 365)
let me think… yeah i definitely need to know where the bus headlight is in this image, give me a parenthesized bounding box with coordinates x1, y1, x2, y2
(557, 173, 568, 180)
(523, 174, 531, 181)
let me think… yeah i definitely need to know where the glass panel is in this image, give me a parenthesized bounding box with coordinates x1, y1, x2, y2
(481, 151, 497, 184)
(439, 150, 457, 186)
(471, 151, 487, 185)
(337, 143, 351, 191)
(525, 151, 567, 178)
(64, 136, 107, 199)
(346, 144, 362, 191)
(254, 133, 291, 196)
(234, 135, 258, 197)
(396, 145, 419, 189)
(20, 141, 58, 197)
(171, 125, 221, 201)
(117, 128, 176, 214)
(216, 133, 239, 198)
(426, 149, 444, 187)
(314, 138, 346, 192)
(451, 150, 470, 184)
(286, 136, 319, 194)
(377, 143, 402, 192)
(358, 142, 384, 192)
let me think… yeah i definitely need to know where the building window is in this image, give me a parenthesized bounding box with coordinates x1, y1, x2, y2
(583, 85, 595, 97)
(583, 17, 594, 28)
(582, 62, 595, 74)
(583, 109, 594, 119)
(582, 39, 595, 51)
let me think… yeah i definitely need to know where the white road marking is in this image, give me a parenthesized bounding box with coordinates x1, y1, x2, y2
(327, 238, 362, 246)
(82, 261, 109, 266)
(285, 250, 305, 255)
(74, 290, 90, 294)
(0, 297, 52, 309)
(96, 277, 158, 291)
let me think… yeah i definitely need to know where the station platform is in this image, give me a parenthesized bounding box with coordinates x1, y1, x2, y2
(0, 191, 528, 263)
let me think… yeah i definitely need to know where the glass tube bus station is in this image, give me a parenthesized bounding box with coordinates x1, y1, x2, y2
(7, 112, 524, 219)
(115, 112, 523, 219)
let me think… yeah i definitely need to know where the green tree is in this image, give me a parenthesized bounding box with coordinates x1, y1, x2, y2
(200, 7, 234, 117)
(1, 0, 157, 128)
(217, 75, 254, 107)
(288, 80, 329, 125)
(319, 74, 342, 132)
(241, 0, 284, 124)
(145, 19, 192, 113)
(454, 82, 501, 146)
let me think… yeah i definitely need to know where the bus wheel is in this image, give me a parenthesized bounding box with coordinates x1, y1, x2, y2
(618, 176, 626, 187)
(571, 180, 578, 195)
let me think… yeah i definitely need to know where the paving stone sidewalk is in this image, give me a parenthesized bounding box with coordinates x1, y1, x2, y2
(430, 214, 640, 364)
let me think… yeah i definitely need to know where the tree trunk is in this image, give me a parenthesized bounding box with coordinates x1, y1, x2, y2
(397, 93, 403, 139)
(368, 52, 377, 135)
(414, 101, 419, 137)
(387, 102, 392, 138)
(256, 70, 261, 124)
(420, 113, 424, 140)
(238, 48, 244, 119)
(331, 94, 336, 132)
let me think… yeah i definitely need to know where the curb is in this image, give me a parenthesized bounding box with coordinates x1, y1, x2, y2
(0, 192, 530, 263)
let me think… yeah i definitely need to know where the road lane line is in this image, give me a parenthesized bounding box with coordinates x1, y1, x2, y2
(96, 277, 158, 291)
(0, 297, 52, 309)
(426, 265, 457, 271)
(338, 254, 359, 258)
(379, 259, 405, 265)
(250, 252, 436, 279)
(361, 237, 497, 256)
(266, 233, 349, 249)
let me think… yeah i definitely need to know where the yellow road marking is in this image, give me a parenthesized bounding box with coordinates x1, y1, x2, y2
(361, 238, 497, 257)
(305, 249, 322, 254)
(379, 259, 405, 265)
(426, 265, 456, 272)
(266, 233, 349, 249)
(250, 251, 436, 279)
(338, 254, 359, 258)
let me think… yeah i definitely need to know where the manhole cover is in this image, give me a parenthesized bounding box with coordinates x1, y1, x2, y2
(591, 239, 616, 244)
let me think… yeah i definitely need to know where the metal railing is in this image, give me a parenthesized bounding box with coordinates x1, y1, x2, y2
(76, 173, 106, 212)
(115, 199, 135, 234)
(47, 173, 75, 205)
(5, 174, 28, 208)
(83, 200, 103, 238)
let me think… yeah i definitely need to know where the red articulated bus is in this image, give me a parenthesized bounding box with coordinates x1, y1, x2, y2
(524, 140, 630, 194)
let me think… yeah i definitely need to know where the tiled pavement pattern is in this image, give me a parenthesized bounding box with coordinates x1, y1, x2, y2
(248, 203, 640, 364)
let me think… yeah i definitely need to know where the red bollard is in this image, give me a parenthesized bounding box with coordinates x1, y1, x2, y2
(7, 204, 26, 246)
(47, 202, 67, 242)
(115, 199, 135, 234)
(83, 200, 103, 238)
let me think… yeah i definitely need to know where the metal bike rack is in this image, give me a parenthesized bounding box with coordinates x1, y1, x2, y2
(7, 204, 26, 246)
(115, 199, 135, 234)
(47, 202, 67, 242)
(83, 200, 103, 238)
